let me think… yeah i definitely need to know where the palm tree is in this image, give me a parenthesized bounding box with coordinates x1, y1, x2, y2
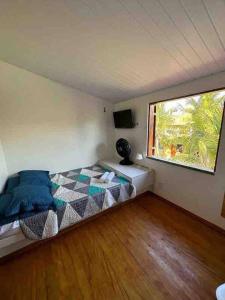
(155, 102, 174, 156)
(154, 91, 224, 170)
(184, 92, 224, 169)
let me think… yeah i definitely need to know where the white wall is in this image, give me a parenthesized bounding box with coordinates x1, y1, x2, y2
(0, 60, 114, 177)
(114, 72, 225, 230)
(0, 139, 8, 192)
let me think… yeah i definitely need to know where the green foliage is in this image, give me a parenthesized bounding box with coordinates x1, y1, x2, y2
(154, 91, 224, 171)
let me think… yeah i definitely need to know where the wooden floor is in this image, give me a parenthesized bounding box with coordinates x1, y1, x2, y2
(1, 193, 225, 300)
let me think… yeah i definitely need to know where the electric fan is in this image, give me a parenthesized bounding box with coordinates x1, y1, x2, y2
(116, 138, 133, 165)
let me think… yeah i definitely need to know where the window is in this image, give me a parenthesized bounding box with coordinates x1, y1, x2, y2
(147, 89, 225, 173)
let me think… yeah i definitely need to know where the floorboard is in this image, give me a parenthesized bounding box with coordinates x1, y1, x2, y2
(0, 193, 225, 300)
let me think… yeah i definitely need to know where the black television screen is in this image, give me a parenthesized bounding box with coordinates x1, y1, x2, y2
(113, 109, 134, 128)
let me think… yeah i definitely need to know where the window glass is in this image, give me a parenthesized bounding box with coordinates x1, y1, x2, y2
(147, 90, 225, 173)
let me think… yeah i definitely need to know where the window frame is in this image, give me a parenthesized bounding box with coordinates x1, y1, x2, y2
(147, 88, 225, 175)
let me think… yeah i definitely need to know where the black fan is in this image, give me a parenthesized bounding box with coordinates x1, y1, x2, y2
(116, 138, 133, 165)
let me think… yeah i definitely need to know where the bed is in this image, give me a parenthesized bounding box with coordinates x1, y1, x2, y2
(0, 164, 136, 258)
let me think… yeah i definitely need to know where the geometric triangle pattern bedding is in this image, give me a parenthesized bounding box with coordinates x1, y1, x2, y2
(11, 165, 136, 240)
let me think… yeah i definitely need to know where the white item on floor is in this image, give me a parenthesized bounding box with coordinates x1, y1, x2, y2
(105, 172, 115, 183)
(99, 172, 110, 183)
(216, 284, 225, 300)
(99, 159, 154, 195)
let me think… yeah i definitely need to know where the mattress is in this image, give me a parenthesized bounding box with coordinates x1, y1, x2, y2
(0, 164, 136, 252)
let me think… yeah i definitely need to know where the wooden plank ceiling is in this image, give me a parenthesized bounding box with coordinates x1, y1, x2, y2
(0, 0, 225, 102)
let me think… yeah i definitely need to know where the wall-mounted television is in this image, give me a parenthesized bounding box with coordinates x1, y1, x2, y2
(113, 109, 134, 128)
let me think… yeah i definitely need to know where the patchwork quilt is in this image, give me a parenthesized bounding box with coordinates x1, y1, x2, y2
(1, 165, 136, 240)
